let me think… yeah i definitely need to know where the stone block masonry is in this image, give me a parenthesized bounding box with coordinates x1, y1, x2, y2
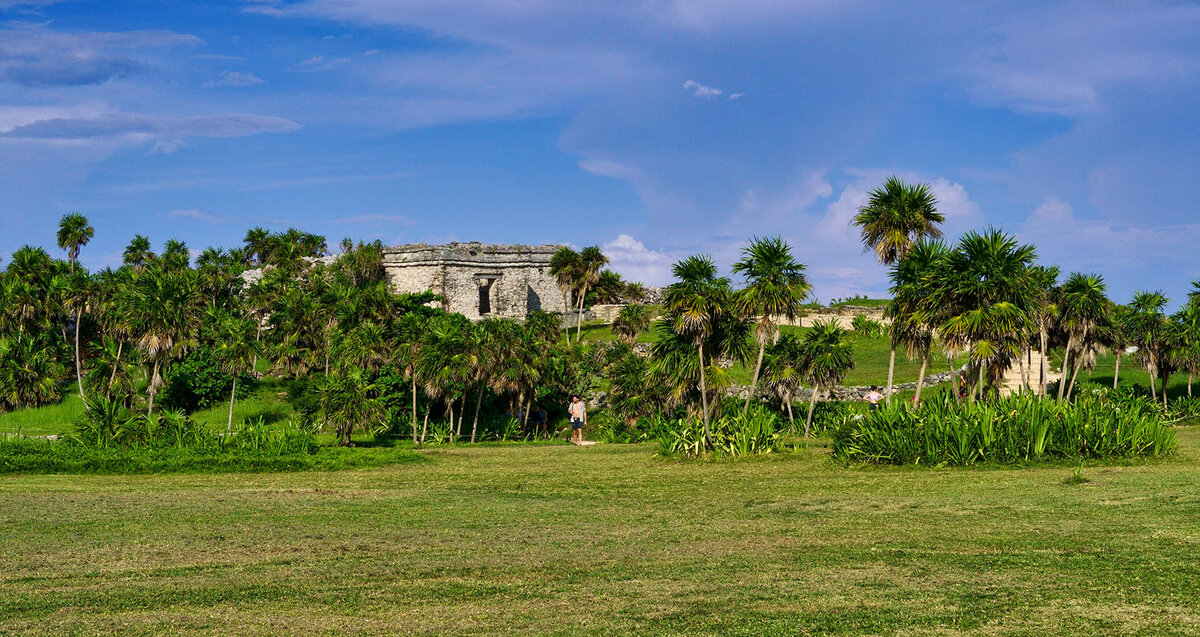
(383, 242, 569, 321)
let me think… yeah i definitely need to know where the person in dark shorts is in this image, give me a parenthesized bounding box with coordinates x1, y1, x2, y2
(568, 395, 587, 445)
(865, 385, 883, 412)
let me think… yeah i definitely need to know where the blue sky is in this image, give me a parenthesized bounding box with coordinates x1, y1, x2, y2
(3, 1, 1199, 305)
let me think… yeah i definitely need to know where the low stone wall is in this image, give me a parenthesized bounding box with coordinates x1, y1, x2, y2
(727, 369, 957, 402)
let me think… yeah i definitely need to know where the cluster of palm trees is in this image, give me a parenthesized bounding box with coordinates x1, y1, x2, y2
(600, 236, 854, 440)
(856, 176, 1200, 406)
(550, 245, 647, 344)
(0, 215, 625, 445)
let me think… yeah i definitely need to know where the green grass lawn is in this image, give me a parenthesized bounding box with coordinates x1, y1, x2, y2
(1052, 351, 1198, 398)
(0, 381, 296, 438)
(3, 429, 1199, 635)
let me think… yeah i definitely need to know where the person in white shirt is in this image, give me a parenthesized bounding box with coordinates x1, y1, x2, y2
(865, 386, 883, 412)
(568, 395, 587, 445)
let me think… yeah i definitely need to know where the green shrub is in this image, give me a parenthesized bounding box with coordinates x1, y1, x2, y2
(657, 405, 783, 458)
(832, 392, 1176, 466)
(850, 314, 884, 338)
(160, 347, 251, 412)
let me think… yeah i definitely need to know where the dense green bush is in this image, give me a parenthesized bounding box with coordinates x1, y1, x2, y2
(657, 406, 783, 458)
(159, 347, 251, 412)
(832, 392, 1176, 465)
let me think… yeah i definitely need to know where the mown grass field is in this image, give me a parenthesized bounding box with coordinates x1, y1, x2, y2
(3, 429, 1200, 635)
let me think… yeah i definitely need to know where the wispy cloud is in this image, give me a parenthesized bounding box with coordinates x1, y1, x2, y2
(203, 70, 263, 88)
(683, 79, 722, 99)
(166, 208, 236, 223)
(1, 113, 300, 140)
(294, 55, 348, 71)
(0, 22, 201, 87)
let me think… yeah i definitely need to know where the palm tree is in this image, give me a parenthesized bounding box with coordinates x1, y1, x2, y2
(1128, 291, 1169, 403)
(243, 227, 272, 266)
(732, 236, 811, 416)
(1170, 300, 1200, 398)
(854, 177, 943, 403)
(1026, 266, 1061, 396)
(161, 239, 190, 271)
(1103, 304, 1133, 390)
(125, 267, 200, 413)
(612, 303, 652, 345)
(888, 240, 950, 406)
(762, 333, 805, 430)
(549, 247, 580, 342)
(574, 246, 609, 343)
(123, 234, 155, 270)
(65, 269, 95, 408)
(56, 213, 94, 272)
(1056, 273, 1109, 400)
(210, 313, 260, 434)
(320, 367, 386, 446)
(799, 320, 855, 436)
(920, 229, 1037, 401)
(661, 255, 732, 444)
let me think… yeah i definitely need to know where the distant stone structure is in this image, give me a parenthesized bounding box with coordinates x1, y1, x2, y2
(382, 242, 567, 321)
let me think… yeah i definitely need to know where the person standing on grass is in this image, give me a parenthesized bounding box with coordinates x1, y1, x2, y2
(865, 385, 883, 412)
(568, 395, 587, 445)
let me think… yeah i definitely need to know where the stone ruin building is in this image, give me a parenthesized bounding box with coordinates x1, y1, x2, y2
(382, 242, 568, 321)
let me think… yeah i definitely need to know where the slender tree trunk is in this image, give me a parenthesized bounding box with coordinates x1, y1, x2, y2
(1058, 337, 1074, 401)
(73, 308, 88, 408)
(147, 359, 161, 415)
(411, 374, 418, 444)
(1039, 329, 1049, 397)
(976, 362, 985, 403)
(1188, 373, 1193, 398)
(785, 398, 795, 432)
(1113, 352, 1122, 390)
(1163, 374, 1169, 408)
(1017, 348, 1028, 394)
(447, 399, 455, 443)
(804, 385, 819, 437)
(949, 358, 962, 405)
(471, 383, 484, 443)
(227, 376, 237, 435)
(1067, 358, 1082, 399)
(420, 409, 430, 446)
(886, 344, 896, 405)
(744, 341, 766, 416)
(456, 395, 465, 439)
(108, 340, 124, 394)
(1149, 366, 1158, 400)
(574, 284, 589, 343)
(697, 342, 711, 447)
(914, 354, 928, 406)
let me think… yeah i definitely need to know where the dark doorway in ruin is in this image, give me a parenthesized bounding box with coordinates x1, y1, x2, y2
(479, 283, 491, 315)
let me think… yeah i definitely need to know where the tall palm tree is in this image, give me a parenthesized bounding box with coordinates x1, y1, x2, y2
(243, 227, 272, 266)
(573, 246, 609, 343)
(854, 177, 943, 403)
(210, 313, 260, 434)
(549, 247, 580, 343)
(732, 236, 811, 416)
(125, 267, 200, 413)
(661, 255, 734, 444)
(123, 234, 155, 270)
(320, 367, 385, 446)
(161, 239, 190, 271)
(65, 269, 95, 408)
(1026, 265, 1061, 396)
(1128, 291, 1169, 403)
(1170, 300, 1200, 398)
(762, 332, 805, 430)
(56, 213, 94, 272)
(799, 320, 855, 437)
(888, 240, 950, 406)
(1056, 273, 1109, 400)
(612, 303, 652, 345)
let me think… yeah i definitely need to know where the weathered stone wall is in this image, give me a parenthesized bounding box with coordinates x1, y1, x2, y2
(383, 242, 567, 321)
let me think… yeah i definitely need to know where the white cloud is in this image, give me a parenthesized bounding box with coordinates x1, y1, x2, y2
(203, 70, 264, 88)
(294, 55, 348, 71)
(147, 138, 185, 154)
(166, 208, 235, 223)
(728, 92, 743, 100)
(683, 79, 721, 99)
(602, 233, 675, 286)
(0, 112, 301, 140)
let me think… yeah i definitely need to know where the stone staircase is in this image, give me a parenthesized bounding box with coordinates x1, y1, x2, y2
(999, 350, 1061, 397)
